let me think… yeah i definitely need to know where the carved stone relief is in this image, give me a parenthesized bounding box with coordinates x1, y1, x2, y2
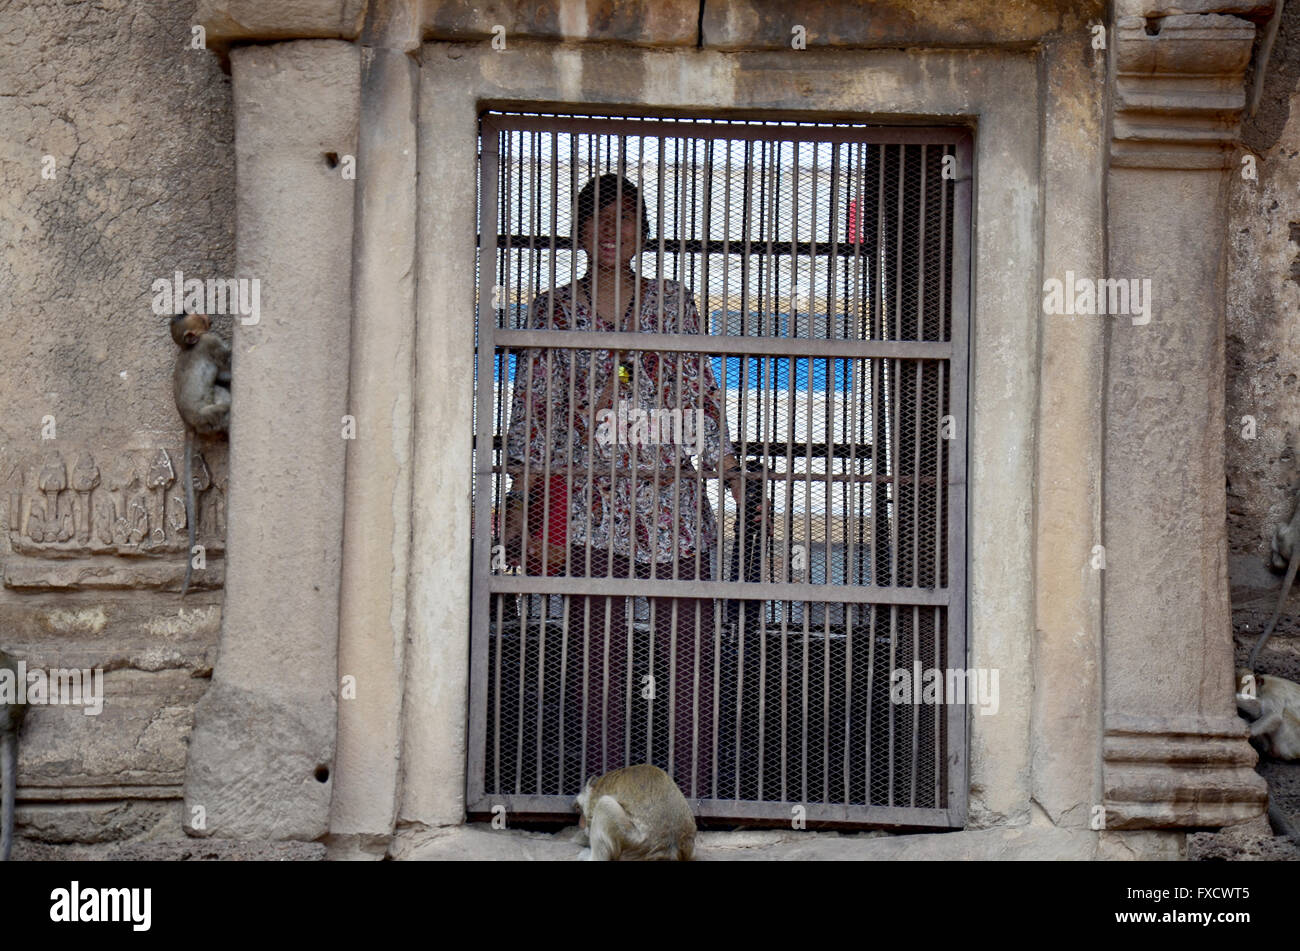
(3, 447, 226, 590)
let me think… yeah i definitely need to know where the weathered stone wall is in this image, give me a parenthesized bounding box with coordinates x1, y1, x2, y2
(1229, 3, 1300, 606)
(0, 0, 234, 856)
(2, 0, 1281, 860)
(1225, 2, 1300, 835)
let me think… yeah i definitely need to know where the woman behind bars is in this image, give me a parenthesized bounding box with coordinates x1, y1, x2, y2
(503, 173, 744, 795)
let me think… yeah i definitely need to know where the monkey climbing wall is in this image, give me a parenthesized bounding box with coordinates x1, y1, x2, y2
(468, 112, 971, 827)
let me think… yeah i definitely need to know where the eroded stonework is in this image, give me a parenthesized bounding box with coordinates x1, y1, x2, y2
(4, 446, 226, 591)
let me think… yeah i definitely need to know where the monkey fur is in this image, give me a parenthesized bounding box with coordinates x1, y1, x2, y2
(0, 650, 28, 861)
(170, 313, 231, 596)
(1237, 670, 1300, 760)
(1248, 489, 1300, 670)
(1235, 670, 1300, 845)
(1233, 491, 1300, 846)
(574, 764, 696, 861)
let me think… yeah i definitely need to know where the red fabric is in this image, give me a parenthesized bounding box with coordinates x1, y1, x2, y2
(528, 475, 568, 575)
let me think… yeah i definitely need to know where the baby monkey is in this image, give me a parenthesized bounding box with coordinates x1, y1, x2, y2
(170, 312, 231, 595)
(575, 764, 696, 861)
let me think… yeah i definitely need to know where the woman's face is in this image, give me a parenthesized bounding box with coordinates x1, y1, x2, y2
(581, 196, 641, 271)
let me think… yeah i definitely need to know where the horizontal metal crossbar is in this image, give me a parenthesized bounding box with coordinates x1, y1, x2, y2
(487, 575, 950, 605)
(483, 112, 973, 147)
(468, 793, 960, 828)
(494, 329, 951, 360)
(495, 233, 922, 260)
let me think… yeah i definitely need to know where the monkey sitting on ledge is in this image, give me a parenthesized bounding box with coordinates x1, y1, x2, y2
(574, 764, 696, 861)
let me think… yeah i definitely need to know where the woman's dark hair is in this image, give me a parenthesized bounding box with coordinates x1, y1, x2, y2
(573, 173, 651, 245)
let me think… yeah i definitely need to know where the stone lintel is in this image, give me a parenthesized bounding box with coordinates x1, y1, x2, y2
(197, 0, 698, 48)
(198, 0, 1118, 50)
(702, 0, 1106, 49)
(195, 0, 367, 45)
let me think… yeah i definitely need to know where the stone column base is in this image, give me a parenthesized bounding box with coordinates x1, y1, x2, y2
(1103, 714, 1267, 828)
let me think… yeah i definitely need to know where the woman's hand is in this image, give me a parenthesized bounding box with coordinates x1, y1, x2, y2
(728, 475, 744, 507)
(723, 455, 745, 506)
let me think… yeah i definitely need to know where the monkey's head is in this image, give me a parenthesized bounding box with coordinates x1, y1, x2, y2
(170, 312, 211, 348)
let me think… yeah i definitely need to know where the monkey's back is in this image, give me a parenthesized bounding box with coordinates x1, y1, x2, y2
(594, 764, 696, 861)
(1257, 675, 1300, 760)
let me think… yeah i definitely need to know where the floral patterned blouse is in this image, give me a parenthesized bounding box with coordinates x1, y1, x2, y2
(505, 277, 734, 565)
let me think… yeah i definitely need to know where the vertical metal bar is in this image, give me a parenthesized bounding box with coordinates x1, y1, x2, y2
(548, 132, 560, 307)
(912, 146, 927, 590)
(580, 591, 591, 787)
(935, 144, 950, 587)
(842, 591, 853, 804)
(847, 144, 864, 590)
(492, 592, 503, 792)
(910, 602, 919, 806)
(576, 135, 597, 582)
(529, 131, 540, 323)
(701, 136, 714, 343)
(556, 592, 570, 792)
(945, 132, 973, 824)
(724, 142, 741, 802)
(932, 151, 951, 808)
(603, 594, 613, 775)
(887, 604, 897, 807)
(889, 146, 904, 591)
(768, 139, 785, 805)
(623, 573, 633, 770)
(934, 603, 942, 806)
(516, 131, 526, 330)
(871, 146, 885, 588)
(801, 353, 814, 806)
(657, 135, 668, 335)
(865, 602, 876, 799)
(505, 149, 526, 805)
(513, 590, 528, 792)
(468, 118, 503, 806)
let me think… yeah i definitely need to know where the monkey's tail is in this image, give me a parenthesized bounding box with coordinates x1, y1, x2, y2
(1249, 549, 1300, 670)
(1, 732, 15, 861)
(181, 428, 195, 597)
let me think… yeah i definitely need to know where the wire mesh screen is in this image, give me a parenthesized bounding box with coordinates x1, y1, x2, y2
(469, 113, 970, 827)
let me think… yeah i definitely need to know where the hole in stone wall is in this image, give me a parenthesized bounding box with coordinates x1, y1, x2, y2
(323, 151, 340, 169)
(1144, 16, 1163, 36)
(314, 765, 331, 783)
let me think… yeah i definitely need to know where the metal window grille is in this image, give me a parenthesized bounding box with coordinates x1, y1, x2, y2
(469, 112, 971, 827)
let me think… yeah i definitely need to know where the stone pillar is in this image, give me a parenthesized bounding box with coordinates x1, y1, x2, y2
(1101, 9, 1269, 828)
(1031, 30, 1107, 827)
(183, 40, 359, 840)
(398, 47, 481, 827)
(328, 0, 419, 857)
